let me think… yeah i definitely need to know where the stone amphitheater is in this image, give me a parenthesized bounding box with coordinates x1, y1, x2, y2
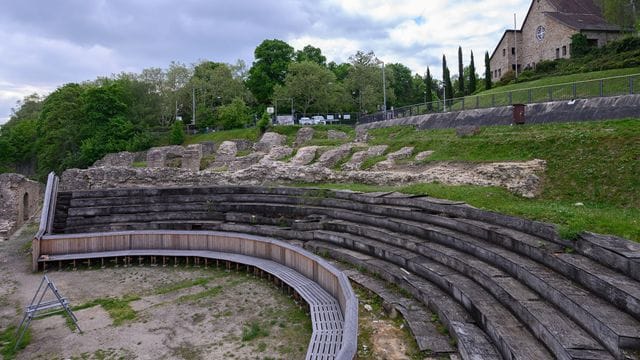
(20, 127, 640, 359)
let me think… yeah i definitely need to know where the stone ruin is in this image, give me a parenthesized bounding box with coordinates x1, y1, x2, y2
(77, 128, 548, 198)
(0, 173, 43, 241)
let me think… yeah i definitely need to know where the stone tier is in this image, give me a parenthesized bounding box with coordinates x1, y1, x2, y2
(52, 186, 640, 360)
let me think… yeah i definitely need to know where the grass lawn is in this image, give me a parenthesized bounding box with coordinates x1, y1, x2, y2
(318, 119, 640, 240)
(182, 118, 639, 241)
(449, 68, 640, 110)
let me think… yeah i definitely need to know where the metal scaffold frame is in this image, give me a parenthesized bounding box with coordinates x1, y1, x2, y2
(15, 274, 81, 349)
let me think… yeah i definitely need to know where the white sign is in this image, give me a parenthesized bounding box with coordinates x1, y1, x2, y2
(343, 114, 351, 120)
(327, 115, 335, 120)
(276, 115, 294, 125)
(267, 107, 275, 114)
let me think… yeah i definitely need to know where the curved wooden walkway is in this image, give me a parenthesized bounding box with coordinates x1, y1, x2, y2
(39, 248, 346, 360)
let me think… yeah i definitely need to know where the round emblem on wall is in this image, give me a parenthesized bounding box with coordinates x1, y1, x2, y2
(536, 26, 546, 41)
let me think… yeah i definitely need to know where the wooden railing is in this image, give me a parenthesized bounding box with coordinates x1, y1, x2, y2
(36, 228, 358, 359)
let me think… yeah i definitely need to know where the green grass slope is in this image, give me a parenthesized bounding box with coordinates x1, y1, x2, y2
(183, 120, 639, 241)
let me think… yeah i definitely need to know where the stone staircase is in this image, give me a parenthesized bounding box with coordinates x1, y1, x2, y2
(51, 186, 640, 360)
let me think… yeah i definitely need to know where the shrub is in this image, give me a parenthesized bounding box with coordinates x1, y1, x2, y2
(570, 33, 590, 58)
(257, 112, 271, 134)
(170, 121, 185, 145)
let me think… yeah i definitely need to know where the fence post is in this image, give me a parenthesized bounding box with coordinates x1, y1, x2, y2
(476, 96, 479, 109)
(491, 94, 495, 107)
(461, 98, 465, 110)
(528, 89, 532, 103)
(548, 87, 553, 102)
(508, 92, 512, 105)
(599, 80, 604, 97)
(572, 83, 577, 98)
(630, 77, 635, 95)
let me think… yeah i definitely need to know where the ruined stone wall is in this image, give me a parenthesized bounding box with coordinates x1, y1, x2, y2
(357, 94, 640, 131)
(0, 173, 43, 240)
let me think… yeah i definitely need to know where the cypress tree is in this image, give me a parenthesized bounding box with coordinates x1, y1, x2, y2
(425, 67, 433, 110)
(442, 55, 453, 105)
(458, 46, 464, 96)
(469, 51, 477, 94)
(484, 51, 492, 90)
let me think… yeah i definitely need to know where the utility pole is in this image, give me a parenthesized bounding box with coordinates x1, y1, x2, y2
(192, 87, 196, 126)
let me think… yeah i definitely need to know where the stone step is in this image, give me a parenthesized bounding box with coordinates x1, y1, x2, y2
(310, 233, 554, 360)
(339, 266, 456, 355)
(321, 219, 640, 358)
(207, 201, 640, 322)
(304, 240, 502, 360)
(63, 211, 225, 228)
(315, 227, 615, 360)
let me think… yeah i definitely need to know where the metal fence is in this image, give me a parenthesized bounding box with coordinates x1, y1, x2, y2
(360, 73, 640, 124)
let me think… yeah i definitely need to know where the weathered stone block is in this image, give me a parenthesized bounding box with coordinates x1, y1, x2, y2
(294, 127, 314, 147)
(92, 151, 136, 168)
(254, 132, 286, 153)
(327, 130, 348, 140)
(181, 144, 203, 171)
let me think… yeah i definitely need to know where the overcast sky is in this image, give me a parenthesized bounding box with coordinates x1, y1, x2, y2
(0, 0, 530, 124)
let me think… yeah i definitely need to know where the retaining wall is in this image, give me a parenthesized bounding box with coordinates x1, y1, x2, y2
(357, 94, 640, 131)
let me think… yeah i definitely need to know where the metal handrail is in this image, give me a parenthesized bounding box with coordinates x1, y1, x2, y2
(360, 72, 640, 124)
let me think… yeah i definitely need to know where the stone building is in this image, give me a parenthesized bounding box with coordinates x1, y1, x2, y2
(0, 173, 43, 241)
(489, 0, 623, 80)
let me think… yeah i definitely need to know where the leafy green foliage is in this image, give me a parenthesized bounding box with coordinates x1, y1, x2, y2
(247, 39, 295, 104)
(170, 121, 185, 145)
(485, 51, 492, 90)
(468, 51, 477, 94)
(570, 33, 591, 58)
(294, 45, 327, 66)
(217, 98, 251, 130)
(273, 61, 338, 115)
(257, 112, 271, 134)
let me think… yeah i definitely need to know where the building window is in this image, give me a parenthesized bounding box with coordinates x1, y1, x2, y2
(562, 46, 567, 56)
(511, 47, 515, 55)
(498, 69, 502, 77)
(556, 48, 560, 59)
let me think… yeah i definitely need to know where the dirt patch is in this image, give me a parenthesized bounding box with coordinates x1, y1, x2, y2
(0, 220, 311, 360)
(354, 285, 423, 360)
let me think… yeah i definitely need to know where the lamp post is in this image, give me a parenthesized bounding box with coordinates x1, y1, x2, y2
(381, 61, 387, 119)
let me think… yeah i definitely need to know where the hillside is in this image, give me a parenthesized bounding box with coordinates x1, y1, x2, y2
(184, 119, 640, 241)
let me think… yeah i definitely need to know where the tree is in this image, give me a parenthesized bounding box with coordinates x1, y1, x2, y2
(424, 67, 433, 110)
(570, 33, 591, 57)
(344, 51, 395, 114)
(596, 0, 638, 30)
(273, 61, 337, 115)
(217, 98, 251, 130)
(387, 63, 413, 107)
(189, 61, 251, 130)
(170, 121, 185, 145)
(246, 39, 295, 104)
(295, 45, 327, 66)
(468, 51, 477, 94)
(484, 51, 492, 90)
(328, 62, 352, 82)
(442, 55, 453, 103)
(458, 46, 465, 96)
(36, 83, 86, 178)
